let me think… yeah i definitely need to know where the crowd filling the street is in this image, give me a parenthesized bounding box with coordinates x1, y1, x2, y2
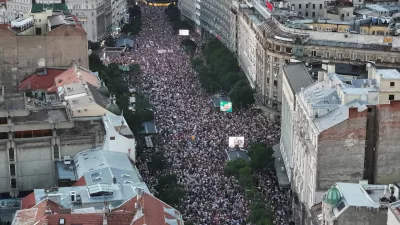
(103, 4, 291, 225)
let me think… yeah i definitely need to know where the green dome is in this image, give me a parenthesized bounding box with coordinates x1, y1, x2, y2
(107, 103, 121, 115)
(324, 186, 342, 205)
(98, 85, 110, 97)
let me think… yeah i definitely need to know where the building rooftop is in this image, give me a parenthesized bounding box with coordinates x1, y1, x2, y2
(283, 63, 314, 93)
(19, 68, 67, 92)
(12, 109, 69, 124)
(31, 3, 69, 14)
(49, 62, 100, 93)
(297, 72, 381, 132)
(74, 149, 143, 187)
(376, 69, 400, 79)
(0, 93, 26, 111)
(56, 161, 77, 182)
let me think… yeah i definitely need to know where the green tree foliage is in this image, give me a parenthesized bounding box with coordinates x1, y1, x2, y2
(190, 38, 255, 107)
(180, 38, 197, 54)
(228, 79, 255, 108)
(249, 143, 275, 172)
(148, 152, 167, 172)
(89, 54, 152, 135)
(165, 4, 180, 22)
(248, 202, 274, 225)
(155, 174, 185, 208)
(105, 36, 116, 47)
(0, 219, 11, 225)
(121, 5, 142, 35)
(224, 142, 276, 224)
(88, 41, 100, 50)
(224, 158, 249, 177)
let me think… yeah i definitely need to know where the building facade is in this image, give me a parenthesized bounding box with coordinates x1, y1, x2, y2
(0, 10, 88, 92)
(288, 65, 400, 224)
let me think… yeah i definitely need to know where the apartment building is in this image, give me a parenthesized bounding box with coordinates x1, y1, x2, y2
(66, 0, 127, 42)
(0, 7, 88, 92)
(281, 64, 400, 225)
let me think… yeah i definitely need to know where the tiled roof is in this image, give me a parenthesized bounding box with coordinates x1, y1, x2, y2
(131, 194, 183, 225)
(46, 214, 103, 225)
(48, 63, 100, 92)
(72, 176, 87, 186)
(21, 192, 36, 209)
(19, 68, 66, 91)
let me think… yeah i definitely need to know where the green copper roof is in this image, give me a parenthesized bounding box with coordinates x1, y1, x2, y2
(324, 186, 342, 205)
(107, 103, 121, 115)
(31, 4, 69, 13)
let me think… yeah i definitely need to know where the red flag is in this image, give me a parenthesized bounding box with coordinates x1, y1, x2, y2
(266, 0, 273, 11)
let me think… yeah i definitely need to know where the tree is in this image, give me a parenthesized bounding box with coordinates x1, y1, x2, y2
(105, 36, 116, 47)
(181, 38, 197, 54)
(89, 54, 106, 72)
(148, 152, 167, 172)
(249, 143, 275, 172)
(191, 57, 205, 72)
(247, 202, 274, 225)
(88, 41, 100, 50)
(155, 174, 185, 208)
(224, 158, 249, 177)
(220, 72, 241, 92)
(228, 79, 254, 108)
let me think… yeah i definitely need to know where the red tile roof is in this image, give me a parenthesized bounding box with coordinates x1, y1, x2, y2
(19, 69, 66, 91)
(46, 214, 103, 225)
(72, 176, 87, 186)
(21, 192, 36, 209)
(48, 63, 100, 93)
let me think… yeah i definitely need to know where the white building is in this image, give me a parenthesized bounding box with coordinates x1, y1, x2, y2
(279, 63, 314, 182)
(0, 1, 7, 24)
(66, 0, 127, 42)
(6, 0, 32, 21)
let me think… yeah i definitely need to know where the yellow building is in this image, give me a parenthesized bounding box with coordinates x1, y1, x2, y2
(360, 25, 390, 36)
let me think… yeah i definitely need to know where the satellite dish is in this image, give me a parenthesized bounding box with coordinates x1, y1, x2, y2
(367, 63, 371, 68)
(363, 15, 366, 19)
(309, 25, 314, 30)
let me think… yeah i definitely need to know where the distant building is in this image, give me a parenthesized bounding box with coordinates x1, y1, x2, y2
(15, 149, 182, 225)
(0, 0, 7, 24)
(321, 181, 398, 225)
(0, 6, 88, 92)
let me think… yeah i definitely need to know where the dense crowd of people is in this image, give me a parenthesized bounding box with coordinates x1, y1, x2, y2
(105, 4, 291, 225)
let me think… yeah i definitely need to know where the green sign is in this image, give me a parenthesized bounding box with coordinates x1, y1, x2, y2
(220, 101, 232, 112)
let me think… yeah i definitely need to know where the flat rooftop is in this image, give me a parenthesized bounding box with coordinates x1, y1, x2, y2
(0, 94, 26, 111)
(12, 109, 69, 124)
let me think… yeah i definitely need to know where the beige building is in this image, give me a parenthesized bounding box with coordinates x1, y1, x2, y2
(0, 7, 88, 93)
(235, 0, 400, 118)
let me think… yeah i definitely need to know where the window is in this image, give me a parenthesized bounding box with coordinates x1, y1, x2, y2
(311, 50, 316, 57)
(267, 78, 270, 84)
(320, 4, 322, 9)
(325, 51, 330, 58)
(38, 19, 41, 22)
(10, 164, 15, 176)
(389, 95, 395, 101)
(312, 12, 315, 17)
(313, 4, 315, 9)
(337, 52, 343, 59)
(53, 145, 59, 159)
(298, 4, 301, 9)
(306, 3, 309, 8)
(364, 55, 370, 61)
(9, 148, 14, 161)
(346, 12, 349, 16)
(110, 136, 116, 140)
(11, 178, 16, 188)
(390, 82, 395, 87)
(350, 53, 356, 60)
(305, 12, 309, 17)
(275, 45, 281, 51)
(274, 80, 278, 87)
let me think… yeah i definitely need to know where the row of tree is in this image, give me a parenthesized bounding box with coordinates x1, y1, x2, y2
(224, 143, 275, 225)
(89, 54, 153, 134)
(190, 39, 255, 108)
(121, 5, 142, 35)
(165, 3, 192, 33)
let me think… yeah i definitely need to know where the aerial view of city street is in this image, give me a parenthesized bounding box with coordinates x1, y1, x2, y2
(1, 0, 400, 224)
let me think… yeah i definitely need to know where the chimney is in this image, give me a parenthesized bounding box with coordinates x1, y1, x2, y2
(327, 64, 335, 73)
(318, 71, 326, 82)
(367, 62, 376, 79)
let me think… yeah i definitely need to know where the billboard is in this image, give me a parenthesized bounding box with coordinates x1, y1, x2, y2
(229, 137, 245, 149)
(220, 101, 232, 112)
(179, 29, 189, 36)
